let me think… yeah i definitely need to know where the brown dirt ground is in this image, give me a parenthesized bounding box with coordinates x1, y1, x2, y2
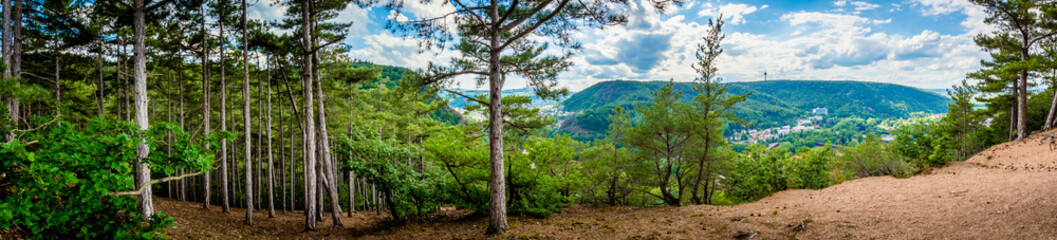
(151, 128, 1057, 239)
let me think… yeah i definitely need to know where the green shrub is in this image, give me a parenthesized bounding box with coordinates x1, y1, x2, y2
(785, 146, 835, 189)
(836, 134, 916, 179)
(725, 145, 790, 202)
(0, 118, 214, 239)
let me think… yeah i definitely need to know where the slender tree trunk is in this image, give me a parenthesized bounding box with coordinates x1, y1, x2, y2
(315, 150, 324, 221)
(257, 69, 263, 210)
(1016, 45, 1029, 140)
(485, 2, 509, 232)
(5, 0, 20, 137)
(168, 67, 174, 199)
(201, 10, 212, 208)
(266, 55, 275, 218)
(1010, 81, 1018, 141)
(371, 183, 378, 215)
(290, 119, 296, 211)
(132, 0, 153, 220)
(97, 41, 105, 118)
(220, 7, 230, 213)
(279, 86, 287, 212)
(178, 60, 186, 201)
(241, 0, 253, 224)
(691, 130, 711, 205)
(2, 0, 10, 133)
(353, 170, 361, 215)
(53, 41, 60, 121)
(123, 39, 130, 122)
(1017, 63, 1028, 140)
(116, 39, 123, 122)
(315, 71, 343, 226)
(301, 0, 318, 229)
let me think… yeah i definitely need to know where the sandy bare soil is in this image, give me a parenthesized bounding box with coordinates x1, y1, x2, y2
(154, 129, 1057, 239)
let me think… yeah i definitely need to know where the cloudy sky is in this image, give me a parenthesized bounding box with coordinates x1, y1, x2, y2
(249, 0, 993, 91)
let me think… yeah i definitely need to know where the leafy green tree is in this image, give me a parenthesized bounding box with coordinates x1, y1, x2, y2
(686, 14, 749, 205)
(0, 118, 216, 239)
(339, 122, 435, 220)
(390, 0, 680, 233)
(970, 0, 1057, 140)
(938, 81, 986, 162)
(423, 126, 490, 212)
(580, 106, 635, 205)
(625, 80, 693, 206)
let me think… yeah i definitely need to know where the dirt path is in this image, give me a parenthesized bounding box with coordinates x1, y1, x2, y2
(159, 129, 1057, 239)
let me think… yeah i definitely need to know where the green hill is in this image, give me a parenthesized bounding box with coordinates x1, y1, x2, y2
(348, 61, 463, 125)
(443, 88, 572, 109)
(559, 80, 949, 139)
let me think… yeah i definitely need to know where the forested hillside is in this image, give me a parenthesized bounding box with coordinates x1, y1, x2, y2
(2, 0, 1054, 239)
(559, 80, 949, 139)
(443, 88, 571, 109)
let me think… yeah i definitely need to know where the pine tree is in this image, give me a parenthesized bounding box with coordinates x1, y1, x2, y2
(970, 0, 1057, 140)
(387, 0, 673, 232)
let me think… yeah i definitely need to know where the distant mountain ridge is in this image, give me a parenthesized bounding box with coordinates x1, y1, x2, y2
(443, 88, 575, 109)
(559, 80, 950, 139)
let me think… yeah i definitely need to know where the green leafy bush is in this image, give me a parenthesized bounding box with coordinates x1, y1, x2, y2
(835, 134, 916, 179)
(725, 145, 791, 202)
(339, 124, 438, 220)
(0, 118, 213, 239)
(786, 146, 835, 190)
(507, 135, 583, 217)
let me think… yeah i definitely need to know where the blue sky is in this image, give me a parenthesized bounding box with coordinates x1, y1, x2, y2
(248, 0, 992, 91)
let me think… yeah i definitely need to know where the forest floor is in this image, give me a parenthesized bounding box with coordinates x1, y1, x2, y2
(158, 128, 1057, 240)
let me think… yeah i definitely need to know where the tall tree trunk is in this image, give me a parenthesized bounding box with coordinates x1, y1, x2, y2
(201, 8, 212, 208)
(178, 60, 186, 201)
(289, 118, 296, 211)
(167, 67, 174, 198)
(123, 39, 130, 122)
(348, 124, 356, 214)
(97, 41, 104, 118)
(485, 2, 509, 233)
(132, 0, 153, 220)
(279, 84, 287, 212)
(2, 0, 10, 134)
(315, 68, 343, 226)
(1017, 51, 1028, 140)
(219, 6, 230, 213)
(314, 145, 323, 221)
(53, 41, 60, 122)
(301, 0, 318, 229)
(266, 55, 275, 218)
(241, 0, 253, 224)
(5, 0, 20, 137)
(256, 61, 263, 210)
(353, 169, 361, 214)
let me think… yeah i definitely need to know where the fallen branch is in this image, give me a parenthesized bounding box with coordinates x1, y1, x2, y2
(108, 170, 206, 197)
